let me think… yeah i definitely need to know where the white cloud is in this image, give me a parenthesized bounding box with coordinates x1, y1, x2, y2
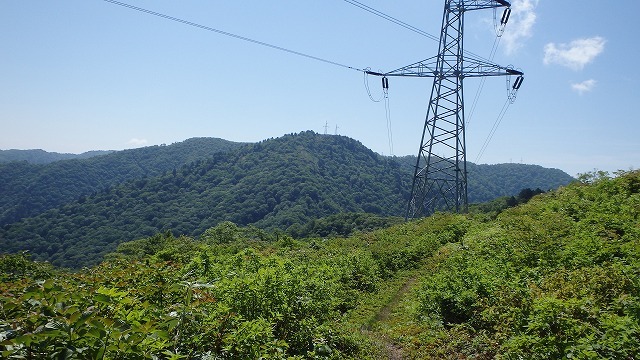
(127, 138, 148, 147)
(543, 37, 606, 70)
(502, 0, 538, 55)
(571, 79, 597, 94)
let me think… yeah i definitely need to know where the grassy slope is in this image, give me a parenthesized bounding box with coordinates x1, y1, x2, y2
(367, 170, 640, 359)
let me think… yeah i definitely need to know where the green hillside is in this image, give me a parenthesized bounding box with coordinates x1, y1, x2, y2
(467, 162, 574, 202)
(396, 156, 574, 204)
(1, 170, 637, 359)
(0, 133, 409, 268)
(0, 132, 573, 268)
(384, 170, 640, 358)
(0, 137, 243, 226)
(0, 149, 112, 164)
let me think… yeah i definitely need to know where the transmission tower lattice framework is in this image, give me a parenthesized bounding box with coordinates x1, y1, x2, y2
(367, 0, 524, 218)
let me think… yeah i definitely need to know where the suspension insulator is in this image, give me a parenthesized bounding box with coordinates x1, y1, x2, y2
(382, 77, 389, 90)
(512, 76, 524, 90)
(501, 8, 512, 25)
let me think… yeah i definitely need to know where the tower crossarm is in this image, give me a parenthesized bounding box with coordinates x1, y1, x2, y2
(364, 0, 523, 218)
(456, 0, 511, 12)
(461, 56, 524, 77)
(366, 56, 523, 79)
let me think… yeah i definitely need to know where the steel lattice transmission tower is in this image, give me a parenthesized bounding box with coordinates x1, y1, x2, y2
(367, 0, 523, 218)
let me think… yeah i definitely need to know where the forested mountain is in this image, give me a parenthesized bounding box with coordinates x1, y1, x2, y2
(393, 156, 574, 203)
(467, 162, 574, 202)
(0, 133, 409, 267)
(2, 170, 638, 358)
(0, 137, 244, 226)
(0, 132, 574, 268)
(0, 149, 112, 164)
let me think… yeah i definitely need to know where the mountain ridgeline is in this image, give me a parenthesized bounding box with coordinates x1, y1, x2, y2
(0, 137, 244, 226)
(0, 132, 574, 268)
(0, 149, 113, 164)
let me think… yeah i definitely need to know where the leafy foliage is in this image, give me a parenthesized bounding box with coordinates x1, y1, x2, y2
(468, 187, 547, 219)
(0, 211, 446, 358)
(1, 170, 637, 358)
(288, 212, 404, 239)
(0, 132, 411, 268)
(393, 170, 640, 358)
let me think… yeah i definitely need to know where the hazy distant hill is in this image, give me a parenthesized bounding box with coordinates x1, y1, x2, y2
(0, 138, 244, 225)
(467, 162, 574, 203)
(390, 155, 574, 203)
(0, 149, 113, 164)
(0, 131, 574, 268)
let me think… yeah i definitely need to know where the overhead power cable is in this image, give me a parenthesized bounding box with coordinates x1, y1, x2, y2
(341, 0, 493, 63)
(467, 33, 504, 125)
(475, 98, 511, 163)
(102, 0, 364, 73)
(383, 80, 394, 156)
(363, 69, 383, 102)
(342, 0, 439, 42)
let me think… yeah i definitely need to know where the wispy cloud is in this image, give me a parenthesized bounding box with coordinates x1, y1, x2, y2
(127, 138, 148, 147)
(571, 79, 597, 95)
(543, 37, 606, 70)
(502, 0, 538, 55)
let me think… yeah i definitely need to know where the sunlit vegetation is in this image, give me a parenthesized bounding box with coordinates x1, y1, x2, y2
(2, 170, 637, 358)
(0, 211, 452, 358)
(0, 132, 573, 269)
(384, 170, 640, 358)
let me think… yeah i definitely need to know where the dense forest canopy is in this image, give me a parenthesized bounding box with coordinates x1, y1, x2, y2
(0, 137, 244, 226)
(0, 132, 573, 268)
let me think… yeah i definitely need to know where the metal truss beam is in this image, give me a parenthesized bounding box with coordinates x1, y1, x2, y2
(365, 0, 523, 218)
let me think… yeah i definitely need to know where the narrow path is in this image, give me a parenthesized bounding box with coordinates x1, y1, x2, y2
(373, 275, 418, 324)
(365, 273, 420, 360)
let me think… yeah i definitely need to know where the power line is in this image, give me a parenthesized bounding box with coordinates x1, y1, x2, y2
(341, 0, 493, 63)
(383, 86, 394, 156)
(467, 33, 504, 125)
(473, 9, 519, 162)
(363, 69, 383, 102)
(342, 0, 439, 42)
(475, 98, 511, 163)
(102, 0, 364, 73)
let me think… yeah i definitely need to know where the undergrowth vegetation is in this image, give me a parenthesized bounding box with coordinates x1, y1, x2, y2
(392, 170, 640, 358)
(1, 170, 638, 358)
(0, 211, 457, 358)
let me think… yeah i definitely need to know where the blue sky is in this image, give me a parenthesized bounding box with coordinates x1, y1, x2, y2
(1, 1, 638, 176)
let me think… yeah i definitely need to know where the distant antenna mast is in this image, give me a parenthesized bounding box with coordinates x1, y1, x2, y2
(335, 125, 340, 135)
(324, 121, 329, 135)
(367, 0, 523, 218)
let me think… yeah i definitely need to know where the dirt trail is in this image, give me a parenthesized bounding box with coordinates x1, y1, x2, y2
(374, 275, 418, 324)
(366, 274, 420, 360)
